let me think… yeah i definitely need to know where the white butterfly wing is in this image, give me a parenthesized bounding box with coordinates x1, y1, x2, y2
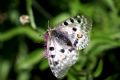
(46, 36, 78, 78)
(44, 15, 92, 78)
(56, 15, 92, 50)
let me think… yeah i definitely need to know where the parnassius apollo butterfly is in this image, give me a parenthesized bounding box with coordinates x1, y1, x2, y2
(44, 15, 92, 78)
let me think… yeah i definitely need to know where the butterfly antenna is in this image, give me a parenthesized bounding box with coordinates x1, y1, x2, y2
(48, 20, 50, 30)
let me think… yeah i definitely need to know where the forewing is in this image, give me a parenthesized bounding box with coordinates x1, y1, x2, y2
(56, 15, 92, 50)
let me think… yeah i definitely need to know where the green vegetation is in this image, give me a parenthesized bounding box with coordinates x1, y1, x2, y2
(0, 0, 120, 80)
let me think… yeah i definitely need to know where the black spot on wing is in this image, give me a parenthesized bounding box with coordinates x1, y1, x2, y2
(64, 21, 68, 26)
(51, 67, 54, 70)
(70, 18, 74, 23)
(53, 61, 59, 66)
(74, 15, 81, 23)
(51, 55, 55, 58)
(60, 49, 65, 53)
(74, 39, 78, 46)
(69, 48, 75, 52)
(49, 60, 52, 65)
(72, 27, 77, 32)
(66, 41, 73, 46)
(77, 19, 81, 23)
(49, 47, 54, 51)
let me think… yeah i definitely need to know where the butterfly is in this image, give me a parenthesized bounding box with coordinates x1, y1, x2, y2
(44, 15, 92, 78)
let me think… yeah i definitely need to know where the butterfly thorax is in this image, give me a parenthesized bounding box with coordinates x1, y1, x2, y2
(51, 30, 73, 47)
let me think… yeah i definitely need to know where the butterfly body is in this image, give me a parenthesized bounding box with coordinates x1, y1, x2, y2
(44, 15, 92, 78)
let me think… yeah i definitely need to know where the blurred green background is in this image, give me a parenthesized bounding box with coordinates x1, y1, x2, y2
(0, 0, 120, 80)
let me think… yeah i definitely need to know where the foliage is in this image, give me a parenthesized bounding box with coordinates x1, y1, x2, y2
(0, 0, 120, 80)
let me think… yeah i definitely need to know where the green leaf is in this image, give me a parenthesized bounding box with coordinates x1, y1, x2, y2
(17, 71, 30, 80)
(93, 59, 103, 78)
(16, 49, 43, 70)
(50, 13, 70, 26)
(39, 60, 49, 70)
(105, 74, 119, 80)
(0, 60, 11, 80)
(0, 27, 44, 42)
(67, 73, 76, 80)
